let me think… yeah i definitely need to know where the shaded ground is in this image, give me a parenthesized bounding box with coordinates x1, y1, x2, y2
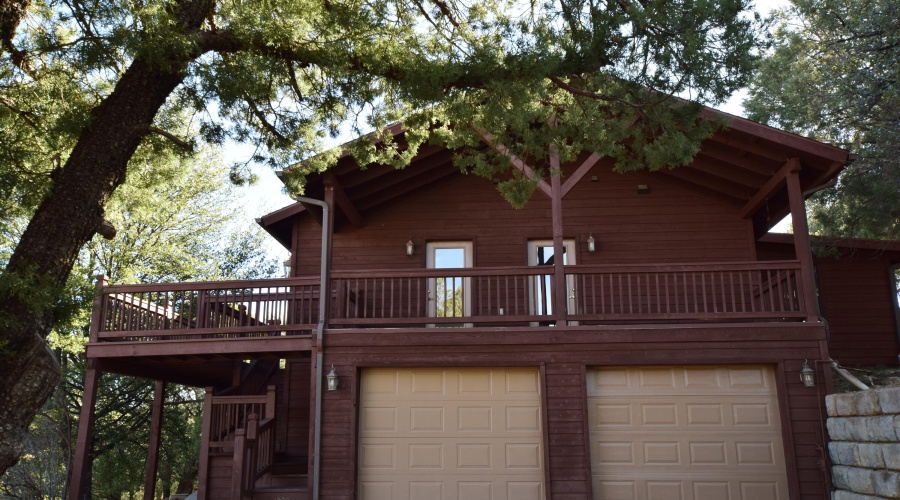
(832, 365, 900, 393)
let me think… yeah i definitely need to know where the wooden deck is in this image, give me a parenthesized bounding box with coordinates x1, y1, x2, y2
(86, 260, 809, 353)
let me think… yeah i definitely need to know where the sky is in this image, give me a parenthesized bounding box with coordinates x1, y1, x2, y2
(232, 0, 793, 261)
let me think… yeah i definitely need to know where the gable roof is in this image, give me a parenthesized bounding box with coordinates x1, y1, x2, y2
(259, 110, 849, 249)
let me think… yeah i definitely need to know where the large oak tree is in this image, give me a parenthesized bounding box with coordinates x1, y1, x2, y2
(0, 0, 763, 476)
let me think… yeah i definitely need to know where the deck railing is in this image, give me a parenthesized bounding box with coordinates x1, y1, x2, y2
(91, 260, 808, 342)
(92, 277, 319, 341)
(329, 266, 557, 326)
(567, 261, 805, 322)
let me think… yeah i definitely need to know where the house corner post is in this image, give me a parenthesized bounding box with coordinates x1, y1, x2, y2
(197, 386, 214, 500)
(68, 359, 101, 500)
(785, 160, 821, 321)
(143, 380, 166, 500)
(550, 146, 568, 325)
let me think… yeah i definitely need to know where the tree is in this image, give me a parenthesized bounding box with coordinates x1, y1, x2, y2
(1, 142, 280, 496)
(743, 0, 900, 241)
(0, 0, 764, 474)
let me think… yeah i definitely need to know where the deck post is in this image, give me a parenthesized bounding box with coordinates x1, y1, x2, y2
(143, 380, 166, 500)
(89, 275, 109, 343)
(785, 160, 821, 321)
(197, 386, 214, 500)
(550, 145, 568, 325)
(265, 385, 276, 419)
(68, 359, 101, 500)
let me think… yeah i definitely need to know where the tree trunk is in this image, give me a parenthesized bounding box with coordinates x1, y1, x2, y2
(0, 0, 214, 479)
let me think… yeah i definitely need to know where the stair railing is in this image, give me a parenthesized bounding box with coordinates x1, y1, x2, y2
(231, 414, 277, 500)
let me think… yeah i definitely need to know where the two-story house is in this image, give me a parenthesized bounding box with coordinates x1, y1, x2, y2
(68, 112, 900, 500)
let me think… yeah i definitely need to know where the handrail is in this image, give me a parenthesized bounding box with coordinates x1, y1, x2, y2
(92, 260, 809, 343)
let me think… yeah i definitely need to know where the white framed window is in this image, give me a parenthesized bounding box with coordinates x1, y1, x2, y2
(426, 241, 473, 326)
(528, 239, 576, 324)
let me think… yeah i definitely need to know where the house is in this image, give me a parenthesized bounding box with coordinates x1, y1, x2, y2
(68, 112, 900, 500)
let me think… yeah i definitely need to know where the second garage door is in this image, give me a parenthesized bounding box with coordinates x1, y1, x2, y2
(587, 365, 789, 500)
(358, 367, 545, 500)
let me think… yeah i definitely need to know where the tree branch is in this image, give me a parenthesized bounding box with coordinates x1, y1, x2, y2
(144, 126, 195, 152)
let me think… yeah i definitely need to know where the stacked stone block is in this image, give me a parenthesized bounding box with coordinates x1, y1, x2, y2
(827, 387, 900, 500)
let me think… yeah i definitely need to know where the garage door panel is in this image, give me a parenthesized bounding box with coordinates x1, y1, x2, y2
(593, 476, 788, 500)
(589, 398, 781, 431)
(592, 433, 786, 469)
(589, 366, 776, 397)
(588, 365, 788, 500)
(359, 368, 545, 500)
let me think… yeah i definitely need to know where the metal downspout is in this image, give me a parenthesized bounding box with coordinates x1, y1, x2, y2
(294, 196, 331, 500)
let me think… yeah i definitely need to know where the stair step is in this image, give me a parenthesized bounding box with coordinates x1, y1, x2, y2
(253, 486, 308, 500)
(271, 462, 307, 476)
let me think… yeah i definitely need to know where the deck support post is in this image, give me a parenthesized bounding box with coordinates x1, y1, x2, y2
(68, 359, 101, 500)
(198, 386, 214, 500)
(143, 380, 166, 500)
(785, 160, 821, 321)
(550, 145, 568, 325)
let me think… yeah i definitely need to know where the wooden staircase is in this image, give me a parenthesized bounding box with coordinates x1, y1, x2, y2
(198, 360, 310, 500)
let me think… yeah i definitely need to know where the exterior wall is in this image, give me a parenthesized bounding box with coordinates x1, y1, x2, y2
(316, 323, 831, 499)
(826, 387, 900, 499)
(758, 242, 900, 366)
(816, 253, 900, 366)
(294, 159, 755, 274)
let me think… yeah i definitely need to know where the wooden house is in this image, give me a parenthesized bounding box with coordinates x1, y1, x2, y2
(68, 112, 900, 500)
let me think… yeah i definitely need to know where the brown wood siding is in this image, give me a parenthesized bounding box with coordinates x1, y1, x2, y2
(295, 159, 754, 274)
(758, 242, 900, 365)
(816, 253, 900, 365)
(284, 359, 312, 461)
(313, 324, 830, 500)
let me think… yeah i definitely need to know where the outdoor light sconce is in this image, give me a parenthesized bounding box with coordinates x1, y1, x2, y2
(326, 365, 339, 391)
(587, 234, 596, 253)
(800, 359, 815, 388)
(406, 238, 415, 257)
(283, 259, 292, 278)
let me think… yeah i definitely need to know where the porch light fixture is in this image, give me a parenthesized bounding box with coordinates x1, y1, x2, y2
(283, 259, 292, 278)
(587, 234, 596, 253)
(800, 359, 815, 388)
(326, 365, 339, 391)
(406, 238, 414, 257)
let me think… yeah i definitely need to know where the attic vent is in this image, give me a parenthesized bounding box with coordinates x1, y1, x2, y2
(637, 184, 650, 195)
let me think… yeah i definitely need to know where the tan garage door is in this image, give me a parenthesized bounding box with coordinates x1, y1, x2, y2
(358, 367, 545, 500)
(587, 365, 789, 500)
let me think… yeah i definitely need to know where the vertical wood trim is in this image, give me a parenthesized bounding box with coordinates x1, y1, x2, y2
(307, 349, 317, 493)
(350, 363, 361, 500)
(143, 380, 165, 500)
(197, 386, 214, 500)
(774, 362, 802, 500)
(746, 220, 758, 261)
(819, 340, 835, 395)
(785, 163, 820, 321)
(69, 359, 101, 500)
(550, 148, 568, 325)
(280, 360, 292, 454)
(539, 363, 552, 500)
(580, 363, 594, 499)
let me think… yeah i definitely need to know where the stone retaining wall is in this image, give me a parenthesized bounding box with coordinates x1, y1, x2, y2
(826, 387, 900, 499)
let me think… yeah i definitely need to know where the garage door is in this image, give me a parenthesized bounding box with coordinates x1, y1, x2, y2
(587, 365, 789, 500)
(358, 367, 545, 500)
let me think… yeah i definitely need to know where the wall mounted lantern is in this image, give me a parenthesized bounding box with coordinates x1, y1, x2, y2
(283, 259, 292, 278)
(406, 238, 415, 257)
(327, 365, 339, 391)
(587, 234, 596, 253)
(800, 359, 815, 387)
